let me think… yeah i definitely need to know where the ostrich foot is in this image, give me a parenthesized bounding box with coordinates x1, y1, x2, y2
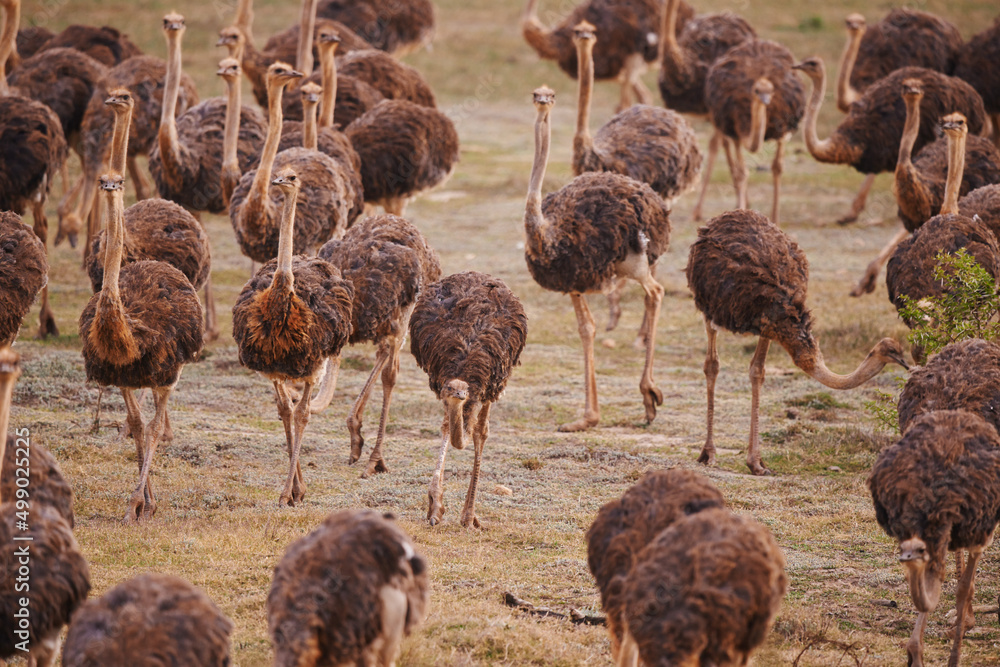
(36, 311, 59, 339)
(836, 211, 861, 226)
(278, 492, 296, 508)
(460, 511, 481, 529)
(641, 384, 663, 423)
(747, 459, 772, 476)
(697, 447, 716, 466)
(558, 414, 599, 432)
(427, 494, 445, 526)
(361, 456, 389, 479)
(125, 491, 148, 523)
(850, 260, 881, 297)
(349, 432, 365, 465)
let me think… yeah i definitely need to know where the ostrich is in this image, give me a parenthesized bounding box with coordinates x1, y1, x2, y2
(62, 54, 199, 252)
(315, 215, 441, 477)
(869, 410, 1000, 667)
(215, 58, 269, 208)
(704, 38, 805, 224)
(894, 93, 1000, 232)
(410, 271, 527, 528)
(657, 0, 755, 220)
(79, 173, 203, 522)
(30, 23, 142, 68)
(268, 509, 429, 666)
(63, 573, 232, 666)
(230, 62, 358, 265)
(345, 99, 459, 216)
(9, 25, 53, 70)
(572, 19, 701, 332)
(621, 508, 786, 665)
(0, 0, 68, 339)
(686, 209, 909, 475)
(791, 57, 986, 295)
(318, 0, 435, 55)
(586, 468, 725, 658)
(524, 87, 669, 431)
(523, 0, 692, 110)
(337, 49, 436, 107)
(232, 167, 354, 506)
(954, 18, 1000, 147)
(0, 212, 47, 347)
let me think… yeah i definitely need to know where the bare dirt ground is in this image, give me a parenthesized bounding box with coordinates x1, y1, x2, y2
(8, 0, 1000, 664)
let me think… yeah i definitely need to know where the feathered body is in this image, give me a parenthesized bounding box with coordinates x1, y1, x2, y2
(13, 25, 54, 65)
(318, 0, 435, 54)
(85, 198, 211, 293)
(2, 435, 75, 527)
(338, 49, 435, 106)
(0, 95, 67, 214)
(953, 18, 1000, 122)
(63, 573, 232, 667)
(281, 69, 384, 126)
(526, 172, 670, 295)
(897, 339, 1000, 435)
(586, 468, 725, 652)
(623, 508, 786, 666)
(0, 212, 47, 346)
(960, 185, 1000, 237)
(267, 510, 429, 667)
(34, 24, 141, 67)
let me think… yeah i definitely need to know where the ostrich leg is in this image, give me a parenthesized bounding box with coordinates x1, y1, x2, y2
(605, 277, 626, 331)
(126, 386, 170, 521)
(746, 337, 771, 475)
(837, 173, 877, 225)
(57, 173, 84, 227)
(637, 269, 664, 423)
(559, 294, 600, 432)
(274, 381, 304, 505)
(279, 380, 313, 506)
(850, 226, 909, 297)
(346, 350, 390, 465)
(907, 611, 928, 667)
(121, 388, 147, 521)
(127, 156, 152, 201)
(427, 414, 451, 526)
(363, 308, 414, 478)
(309, 356, 342, 413)
(771, 136, 787, 225)
(948, 550, 982, 667)
(692, 129, 723, 222)
(460, 402, 491, 529)
(729, 138, 749, 211)
(616, 626, 640, 667)
(624, 54, 652, 106)
(31, 200, 59, 338)
(698, 319, 720, 466)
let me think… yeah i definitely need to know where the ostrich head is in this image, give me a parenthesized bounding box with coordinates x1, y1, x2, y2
(572, 20, 597, 45)
(271, 167, 301, 193)
(162, 12, 186, 34)
(752, 78, 774, 106)
(901, 78, 924, 103)
(217, 26, 244, 51)
(104, 88, 135, 111)
(899, 537, 942, 612)
(791, 57, 824, 81)
(99, 174, 125, 193)
(844, 13, 866, 33)
(267, 62, 305, 87)
(216, 57, 241, 79)
(869, 339, 910, 370)
(533, 86, 555, 111)
(317, 28, 341, 46)
(941, 112, 968, 138)
(300, 82, 322, 104)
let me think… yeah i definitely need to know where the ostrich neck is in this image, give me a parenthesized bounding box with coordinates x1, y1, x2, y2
(303, 100, 318, 150)
(235, 0, 255, 46)
(574, 40, 594, 156)
(941, 128, 967, 215)
(296, 0, 318, 74)
(251, 83, 286, 198)
(274, 189, 297, 287)
(745, 96, 768, 152)
(318, 44, 338, 128)
(835, 30, 862, 112)
(660, 0, 683, 63)
(897, 96, 921, 173)
(797, 344, 889, 390)
(222, 75, 242, 177)
(445, 397, 466, 450)
(801, 69, 845, 163)
(905, 561, 943, 613)
(158, 30, 183, 176)
(110, 105, 133, 177)
(0, 0, 20, 96)
(525, 107, 552, 248)
(99, 187, 128, 307)
(893, 96, 931, 221)
(522, 0, 543, 27)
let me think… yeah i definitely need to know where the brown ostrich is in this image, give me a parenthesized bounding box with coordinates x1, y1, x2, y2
(79, 173, 203, 522)
(0, 212, 47, 347)
(338, 49, 436, 106)
(792, 57, 986, 295)
(869, 410, 1000, 667)
(621, 507, 786, 665)
(585, 468, 725, 659)
(895, 98, 1000, 232)
(230, 62, 358, 265)
(318, 0, 434, 55)
(954, 18, 1000, 147)
(686, 209, 908, 475)
(62, 54, 199, 251)
(410, 271, 527, 528)
(215, 58, 269, 209)
(32, 24, 141, 68)
(268, 509, 429, 666)
(315, 215, 442, 477)
(346, 99, 458, 216)
(572, 19, 700, 332)
(524, 87, 669, 431)
(657, 0, 755, 220)
(63, 573, 232, 666)
(704, 38, 805, 224)
(232, 167, 354, 506)
(0, 0, 68, 339)
(523, 0, 693, 110)
(9, 25, 53, 70)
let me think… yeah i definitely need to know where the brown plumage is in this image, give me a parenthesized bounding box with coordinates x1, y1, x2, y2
(338, 49, 435, 106)
(231, 63, 358, 264)
(318, 0, 434, 55)
(0, 212, 46, 347)
(33, 23, 141, 68)
(953, 18, 1000, 147)
(11, 25, 54, 67)
(268, 510, 429, 667)
(233, 167, 354, 506)
(897, 339, 1000, 436)
(523, 0, 693, 109)
(63, 573, 232, 667)
(316, 215, 441, 477)
(705, 38, 805, 224)
(869, 410, 1000, 667)
(79, 174, 203, 521)
(959, 184, 1000, 238)
(410, 271, 527, 528)
(836, 9, 963, 112)
(346, 99, 459, 216)
(622, 508, 786, 666)
(686, 209, 908, 474)
(0, 503, 90, 667)
(262, 18, 371, 63)
(586, 468, 725, 658)
(64, 54, 199, 249)
(525, 87, 668, 432)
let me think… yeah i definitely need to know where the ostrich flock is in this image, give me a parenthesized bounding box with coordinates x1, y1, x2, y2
(1, 0, 1000, 664)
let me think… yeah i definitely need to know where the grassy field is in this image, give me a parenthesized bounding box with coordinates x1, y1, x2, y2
(9, 0, 1000, 664)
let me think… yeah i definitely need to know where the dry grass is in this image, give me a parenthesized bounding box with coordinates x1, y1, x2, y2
(8, 0, 1000, 664)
